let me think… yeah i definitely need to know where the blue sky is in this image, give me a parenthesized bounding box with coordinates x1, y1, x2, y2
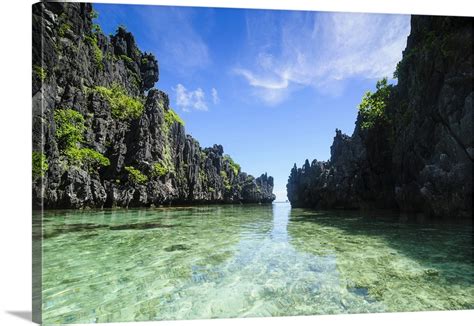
(94, 4, 410, 201)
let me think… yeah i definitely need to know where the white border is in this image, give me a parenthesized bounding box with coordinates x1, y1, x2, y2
(0, 1, 472, 326)
(47, 0, 474, 16)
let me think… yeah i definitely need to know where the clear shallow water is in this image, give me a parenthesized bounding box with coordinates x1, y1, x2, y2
(38, 203, 474, 324)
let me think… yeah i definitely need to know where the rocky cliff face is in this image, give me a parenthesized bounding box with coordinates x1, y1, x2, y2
(287, 16, 472, 219)
(32, 2, 275, 209)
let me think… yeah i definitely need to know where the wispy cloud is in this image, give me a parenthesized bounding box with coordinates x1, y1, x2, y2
(235, 11, 410, 105)
(137, 6, 210, 74)
(174, 84, 208, 112)
(211, 88, 220, 104)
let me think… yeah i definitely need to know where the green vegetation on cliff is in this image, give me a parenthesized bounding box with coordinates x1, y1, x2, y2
(58, 22, 71, 37)
(223, 154, 240, 176)
(32, 152, 48, 177)
(358, 78, 392, 129)
(125, 166, 148, 184)
(92, 23, 102, 34)
(159, 107, 183, 176)
(118, 54, 133, 64)
(54, 109, 86, 149)
(54, 108, 109, 170)
(94, 85, 144, 120)
(90, 9, 98, 19)
(84, 34, 104, 70)
(165, 108, 185, 129)
(152, 162, 169, 177)
(220, 170, 232, 191)
(65, 147, 110, 170)
(33, 65, 47, 81)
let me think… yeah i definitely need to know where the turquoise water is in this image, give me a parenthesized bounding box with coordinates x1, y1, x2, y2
(38, 203, 473, 324)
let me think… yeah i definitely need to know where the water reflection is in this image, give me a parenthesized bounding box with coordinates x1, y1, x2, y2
(270, 203, 290, 242)
(40, 203, 473, 324)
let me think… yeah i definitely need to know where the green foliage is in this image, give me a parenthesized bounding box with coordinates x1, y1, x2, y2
(94, 85, 144, 120)
(58, 23, 71, 37)
(164, 109, 185, 129)
(84, 35, 96, 45)
(105, 52, 115, 62)
(393, 62, 401, 79)
(92, 23, 102, 34)
(198, 167, 208, 184)
(84, 35, 104, 70)
(119, 54, 133, 64)
(32, 152, 48, 177)
(152, 162, 169, 177)
(33, 65, 47, 81)
(54, 109, 86, 149)
(358, 78, 392, 130)
(393, 47, 417, 80)
(90, 9, 99, 19)
(65, 147, 110, 170)
(220, 170, 231, 191)
(223, 154, 240, 176)
(125, 166, 148, 184)
(54, 108, 110, 170)
(161, 143, 175, 174)
(141, 57, 149, 65)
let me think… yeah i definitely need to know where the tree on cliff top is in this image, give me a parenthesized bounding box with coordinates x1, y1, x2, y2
(358, 77, 392, 129)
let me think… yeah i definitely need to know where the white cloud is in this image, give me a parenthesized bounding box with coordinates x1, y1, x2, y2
(211, 88, 220, 104)
(235, 12, 410, 105)
(233, 68, 289, 90)
(174, 84, 208, 112)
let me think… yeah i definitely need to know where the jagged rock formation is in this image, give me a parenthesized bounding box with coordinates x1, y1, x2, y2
(287, 16, 472, 219)
(32, 2, 275, 209)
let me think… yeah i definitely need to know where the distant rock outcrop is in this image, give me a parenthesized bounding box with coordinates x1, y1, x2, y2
(32, 2, 275, 209)
(287, 16, 472, 219)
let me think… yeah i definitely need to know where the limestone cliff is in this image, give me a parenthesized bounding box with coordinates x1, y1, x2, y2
(287, 16, 472, 219)
(32, 2, 275, 209)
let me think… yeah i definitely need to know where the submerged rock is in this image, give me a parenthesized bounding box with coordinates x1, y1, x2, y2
(109, 223, 175, 230)
(164, 244, 190, 252)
